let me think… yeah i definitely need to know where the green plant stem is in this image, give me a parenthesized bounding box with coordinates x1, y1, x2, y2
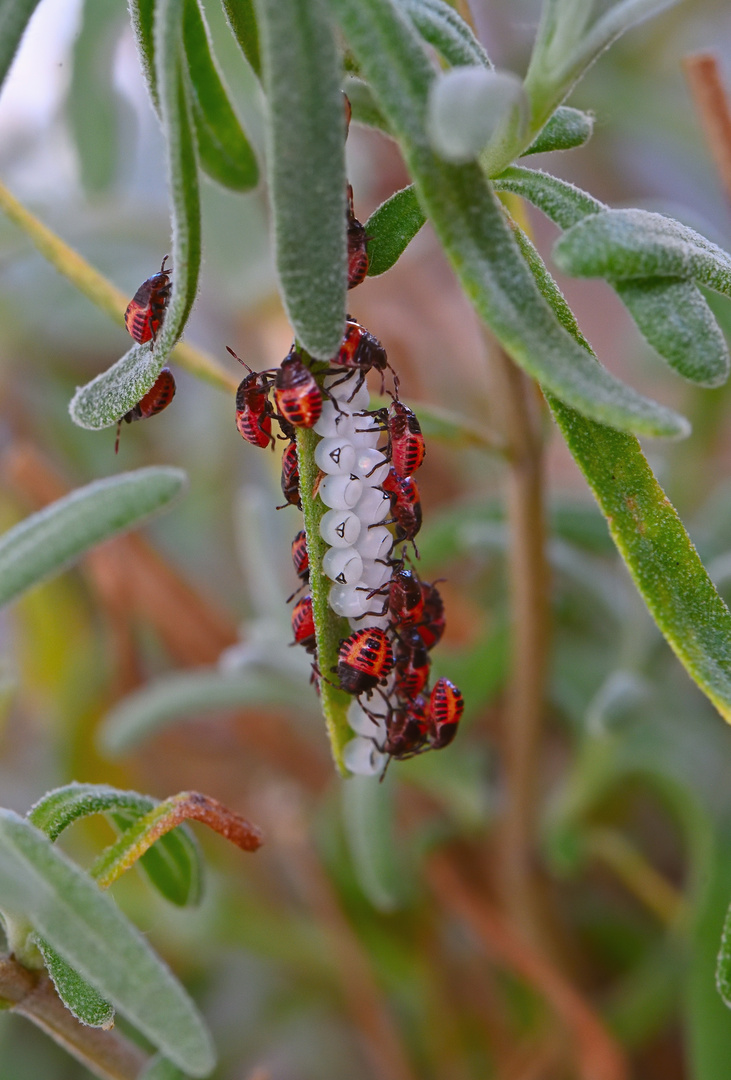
(296, 425, 353, 775)
(0, 179, 237, 394)
(489, 344, 551, 946)
(585, 828, 687, 927)
(0, 956, 147, 1080)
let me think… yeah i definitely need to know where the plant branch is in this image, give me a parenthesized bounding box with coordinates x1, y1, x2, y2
(487, 343, 551, 945)
(426, 853, 628, 1080)
(683, 53, 731, 205)
(0, 956, 147, 1080)
(584, 827, 687, 927)
(0, 180, 237, 394)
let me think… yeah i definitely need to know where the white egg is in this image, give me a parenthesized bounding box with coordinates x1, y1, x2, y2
(352, 447, 389, 484)
(322, 546, 363, 585)
(350, 414, 382, 448)
(354, 486, 391, 525)
(320, 509, 361, 547)
(312, 400, 343, 438)
(319, 473, 363, 510)
(343, 736, 387, 776)
(348, 700, 386, 737)
(348, 613, 391, 633)
(360, 557, 393, 589)
(314, 436, 357, 475)
(354, 525, 393, 561)
(329, 582, 371, 618)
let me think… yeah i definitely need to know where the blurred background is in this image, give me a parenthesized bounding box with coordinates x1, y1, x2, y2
(2, 1, 731, 1077)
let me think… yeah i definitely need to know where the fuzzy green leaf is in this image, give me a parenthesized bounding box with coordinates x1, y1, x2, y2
(397, 0, 492, 69)
(521, 105, 593, 155)
(615, 277, 729, 387)
(221, 0, 261, 77)
(66, 0, 127, 195)
(98, 667, 310, 755)
(129, 0, 157, 107)
(0, 0, 42, 90)
(327, 0, 688, 439)
(522, 0, 682, 175)
(513, 222, 731, 723)
(183, 0, 259, 191)
(33, 937, 115, 1029)
(29, 783, 161, 842)
(554, 207, 731, 298)
(255, 0, 346, 359)
(0, 811, 215, 1076)
(342, 776, 404, 911)
(343, 76, 392, 134)
(0, 468, 187, 610)
(70, 0, 201, 430)
(365, 184, 425, 276)
(428, 67, 525, 164)
(28, 782, 202, 907)
(494, 164, 604, 228)
(496, 168, 730, 386)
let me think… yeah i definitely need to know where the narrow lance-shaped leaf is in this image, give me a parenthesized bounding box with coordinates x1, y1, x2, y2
(511, 220, 731, 723)
(0, 0, 42, 91)
(129, 0, 158, 107)
(554, 207, 731, 297)
(98, 666, 312, 755)
(90, 791, 262, 890)
(0, 468, 187, 610)
(397, 0, 492, 69)
(520, 105, 594, 156)
(494, 168, 730, 386)
(327, 0, 689, 439)
(183, 0, 259, 191)
(343, 76, 393, 135)
(32, 937, 115, 1030)
(29, 782, 202, 907)
(70, 0, 202, 430)
(140, 1056, 191, 1080)
(516, 0, 682, 178)
(66, 0, 127, 196)
(254, 0, 347, 359)
(365, 184, 425, 277)
(221, 0, 261, 78)
(0, 811, 216, 1077)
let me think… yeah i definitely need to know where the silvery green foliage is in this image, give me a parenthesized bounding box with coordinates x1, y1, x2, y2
(0, 468, 187, 609)
(0, 811, 215, 1076)
(33, 936, 115, 1029)
(397, 0, 492, 69)
(0, 0, 43, 87)
(427, 67, 526, 164)
(70, 0, 201, 429)
(254, 0, 347, 359)
(494, 168, 730, 386)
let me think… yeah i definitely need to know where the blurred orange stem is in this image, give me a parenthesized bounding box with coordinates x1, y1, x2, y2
(683, 53, 731, 204)
(428, 854, 628, 1080)
(489, 343, 550, 945)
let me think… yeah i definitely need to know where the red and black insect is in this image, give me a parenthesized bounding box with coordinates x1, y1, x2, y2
(115, 367, 176, 454)
(382, 694, 430, 760)
(277, 441, 301, 510)
(393, 628, 431, 701)
(380, 468, 422, 549)
(227, 346, 278, 449)
(336, 627, 394, 696)
(291, 595, 316, 654)
(286, 528, 310, 603)
(346, 185, 369, 290)
(415, 581, 446, 651)
(368, 400, 425, 478)
(274, 348, 323, 429)
(327, 318, 395, 399)
(427, 678, 464, 749)
(124, 255, 173, 348)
